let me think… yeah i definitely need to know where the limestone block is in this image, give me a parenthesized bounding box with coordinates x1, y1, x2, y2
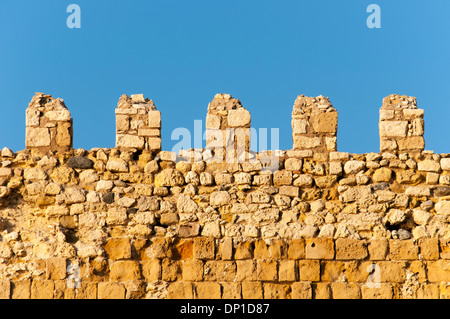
(31, 280, 54, 299)
(397, 136, 424, 151)
(116, 115, 129, 131)
(311, 112, 338, 133)
(441, 158, 450, 171)
(148, 110, 161, 128)
(293, 136, 321, 149)
(104, 237, 132, 260)
(418, 160, 441, 172)
(435, 201, 450, 216)
(147, 137, 161, 150)
(195, 282, 221, 299)
(26, 127, 51, 147)
(344, 160, 365, 174)
(206, 114, 221, 129)
(292, 118, 307, 134)
(299, 260, 320, 281)
(379, 121, 408, 137)
(11, 280, 31, 299)
(26, 108, 40, 126)
(402, 108, 424, 119)
(46, 258, 67, 280)
(335, 239, 368, 260)
(56, 122, 72, 147)
(98, 282, 126, 299)
(45, 110, 71, 121)
(256, 260, 278, 281)
(227, 109, 251, 127)
(116, 134, 145, 149)
(138, 128, 160, 137)
(110, 261, 141, 281)
(305, 238, 334, 259)
(379, 109, 394, 120)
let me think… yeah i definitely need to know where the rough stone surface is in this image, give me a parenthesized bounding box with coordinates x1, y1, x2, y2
(0, 92, 449, 299)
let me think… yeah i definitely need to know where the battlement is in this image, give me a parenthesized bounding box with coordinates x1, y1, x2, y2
(0, 92, 448, 300)
(23, 92, 430, 158)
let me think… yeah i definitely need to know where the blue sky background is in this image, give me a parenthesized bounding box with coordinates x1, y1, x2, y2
(0, 0, 449, 154)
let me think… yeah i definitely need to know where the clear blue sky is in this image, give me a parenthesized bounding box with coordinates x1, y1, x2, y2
(1, 0, 449, 154)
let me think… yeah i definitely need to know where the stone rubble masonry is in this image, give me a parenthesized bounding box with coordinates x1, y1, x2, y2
(379, 94, 425, 154)
(205, 93, 252, 163)
(292, 95, 338, 155)
(0, 92, 449, 299)
(25, 93, 73, 154)
(115, 94, 161, 152)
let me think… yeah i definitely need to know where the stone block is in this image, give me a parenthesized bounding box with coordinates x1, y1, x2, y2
(313, 283, 331, 299)
(368, 240, 388, 260)
(311, 111, 338, 133)
(335, 239, 368, 260)
(361, 283, 394, 299)
(104, 237, 132, 260)
(397, 136, 424, 151)
(241, 282, 263, 299)
(206, 114, 221, 129)
(305, 238, 335, 260)
(441, 158, 450, 171)
(378, 261, 406, 283)
(110, 260, 141, 281)
(138, 128, 160, 137)
(31, 280, 54, 299)
(273, 170, 293, 186)
(227, 109, 251, 127)
(141, 259, 161, 281)
(419, 238, 439, 260)
(418, 160, 441, 172)
(288, 238, 305, 259)
(427, 260, 450, 283)
(26, 127, 51, 147)
(204, 260, 236, 281)
(182, 259, 203, 281)
(116, 114, 129, 131)
(222, 282, 241, 299)
(389, 240, 419, 260)
(299, 260, 320, 281)
(256, 259, 277, 281)
(292, 118, 307, 134)
(321, 261, 345, 282)
(293, 136, 322, 149)
(379, 121, 408, 137)
(161, 259, 181, 281)
(193, 237, 215, 260)
(195, 282, 221, 299)
(236, 260, 256, 281)
(11, 280, 31, 299)
(45, 110, 71, 121)
(263, 283, 289, 299)
(291, 282, 312, 299)
(116, 134, 145, 149)
(0, 280, 10, 299)
(331, 282, 361, 299)
(148, 110, 161, 128)
(46, 258, 67, 280)
(167, 282, 193, 299)
(98, 282, 126, 299)
(278, 260, 297, 281)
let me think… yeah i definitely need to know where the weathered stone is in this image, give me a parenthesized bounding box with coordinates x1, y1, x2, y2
(227, 109, 251, 127)
(379, 121, 408, 137)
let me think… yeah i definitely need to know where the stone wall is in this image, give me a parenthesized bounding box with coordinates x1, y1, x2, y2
(0, 92, 449, 299)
